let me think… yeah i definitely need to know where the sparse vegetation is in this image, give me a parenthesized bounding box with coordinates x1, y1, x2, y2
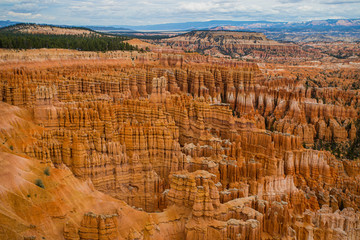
(35, 179, 45, 189)
(311, 121, 360, 160)
(44, 167, 50, 176)
(346, 120, 360, 160)
(351, 81, 360, 90)
(1, 23, 96, 34)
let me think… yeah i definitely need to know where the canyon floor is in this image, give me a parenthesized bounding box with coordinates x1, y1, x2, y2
(0, 33, 359, 240)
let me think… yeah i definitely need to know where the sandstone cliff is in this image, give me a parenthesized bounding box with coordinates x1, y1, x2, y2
(0, 48, 359, 240)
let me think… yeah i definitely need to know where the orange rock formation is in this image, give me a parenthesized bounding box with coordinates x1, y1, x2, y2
(0, 47, 359, 240)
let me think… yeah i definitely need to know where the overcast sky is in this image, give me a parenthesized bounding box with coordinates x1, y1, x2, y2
(0, 0, 359, 26)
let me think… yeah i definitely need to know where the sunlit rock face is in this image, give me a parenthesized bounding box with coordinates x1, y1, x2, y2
(158, 30, 308, 62)
(0, 46, 359, 240)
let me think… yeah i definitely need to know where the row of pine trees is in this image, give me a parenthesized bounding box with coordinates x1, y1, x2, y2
(0, 32, 138, 51)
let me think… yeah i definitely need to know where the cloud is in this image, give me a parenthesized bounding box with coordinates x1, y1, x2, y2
(11, 2, 45, 13)
(8, 11, 41, 19)
(278, 0, 303, 3)
(321, 0, 360, 4)
(179, 2, 217, 12)
(0, 0, 359, 26)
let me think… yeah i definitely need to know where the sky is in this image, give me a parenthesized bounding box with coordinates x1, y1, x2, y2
(0, 0, 359, 26)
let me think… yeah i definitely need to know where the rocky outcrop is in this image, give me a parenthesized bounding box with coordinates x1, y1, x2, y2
(78, 212, 118, 240)
(158, 30, 308, 62)
(0, 48, 359, 240)
(64, 212, 119, 240)
(293, 206, 360, 240)
(5, 56, 356, 146)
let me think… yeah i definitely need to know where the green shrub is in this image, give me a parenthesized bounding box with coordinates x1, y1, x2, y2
(35, 179, 45, 189)
(44, 167, 50, 176)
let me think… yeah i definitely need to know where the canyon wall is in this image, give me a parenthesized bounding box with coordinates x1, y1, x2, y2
(0, 49, 359, 239)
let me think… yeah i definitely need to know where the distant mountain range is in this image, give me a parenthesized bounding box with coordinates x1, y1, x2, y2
(1, 19, 360, 42)
(116, 20, 276, 31)
(106, 19, 360, 31)
(0, 20, 19, 28)
(1, 19, 360, 32)
(101, 19, 360, 42)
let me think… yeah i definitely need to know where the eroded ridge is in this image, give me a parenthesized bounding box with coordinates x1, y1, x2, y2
(0, 49, 359, 240)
